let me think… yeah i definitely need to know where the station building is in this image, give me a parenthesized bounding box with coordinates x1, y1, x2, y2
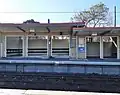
(0, 22, 120, 60)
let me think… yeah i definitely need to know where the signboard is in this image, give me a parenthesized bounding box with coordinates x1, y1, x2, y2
(78, 47, 85, 53)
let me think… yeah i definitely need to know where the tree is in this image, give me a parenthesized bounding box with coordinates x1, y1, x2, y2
(71, 2, 112, 27)
(23, 19, 40, 24)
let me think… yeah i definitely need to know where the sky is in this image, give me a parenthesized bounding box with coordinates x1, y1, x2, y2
(0, 0, 119, 25)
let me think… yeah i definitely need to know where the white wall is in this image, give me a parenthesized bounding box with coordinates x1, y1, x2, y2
(52, 39, 69, 48)
(28, 39, 47, 48)
(7, 37, 22, 49)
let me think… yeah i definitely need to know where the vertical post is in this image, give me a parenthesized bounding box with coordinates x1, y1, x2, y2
(100, 36, 103, 59)
(1, 35, 6, 57)
(76, 36, 78, 59)
(85, 37, 87, 59)
(47, 19, 52, 58)
(69, 34, 72, 58)
(117, 36, 120, 59)
(0, 43, 2, 57)
(23, 35, 28, 57)
(4, 36, 6, 57)
(47, 35, 52, 58)
(114, 6, 116, 27)
(0, 32, 2, 57)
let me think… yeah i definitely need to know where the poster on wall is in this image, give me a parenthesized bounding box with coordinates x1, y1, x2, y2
(78, 47, 85, 53)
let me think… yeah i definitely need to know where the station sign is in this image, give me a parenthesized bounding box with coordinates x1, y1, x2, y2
(78, 47, 85, 53)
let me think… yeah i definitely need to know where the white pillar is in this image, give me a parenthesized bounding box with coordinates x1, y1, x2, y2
(0, 35, 6, 57)
(47, 35, 52, 57)
(0, 32, 2, 57)
(23, 35, 28, 57)
(0, 43, 2, 57)
(100, 36, 103, 59)
(4, 36, 6, 57)
(69, 35, 76, 59)
(85, 37, 87, 59)
(117, 36, 120, 59)
(69, 34, 72, 58)
(76, 36, 78, 59)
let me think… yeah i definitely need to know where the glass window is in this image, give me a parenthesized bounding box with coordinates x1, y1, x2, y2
(103, 36, 113, 42)
(28, 36, 48, 40)
(86, 36, 100, 42)
(52, 36, 69, 40)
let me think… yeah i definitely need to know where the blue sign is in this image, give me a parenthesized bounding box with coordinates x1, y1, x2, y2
(78, 47, 85, 53)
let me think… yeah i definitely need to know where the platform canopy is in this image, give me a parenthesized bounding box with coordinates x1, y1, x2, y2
(73, 27, 120, 36)
(0, 22, 85, 35)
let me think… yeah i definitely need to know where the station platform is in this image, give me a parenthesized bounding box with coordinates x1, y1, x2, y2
(0, 57, 120, 65)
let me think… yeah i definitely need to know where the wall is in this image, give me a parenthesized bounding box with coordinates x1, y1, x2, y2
(103, 42, 112, 57)
(52, 39, 69, 57)
(7, 37, 22, 49)
(86, 42, 113, 58)
(52, 39, 69, 48)
(28, 39, 47, 48)
(0, 63, 120, 75)
(6, 37, 23, 57)
(86, 42, 100, 57)
(28, 39, 47, 56)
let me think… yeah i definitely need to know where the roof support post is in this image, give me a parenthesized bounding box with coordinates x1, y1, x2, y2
(69, 28, 77, 59)
(16, 26, 28, 57)
(117, 36, 120, 59)
(22, 35, 28, 57)
(77, 36, 86, 59)
(69, 26, 76, 59)
(0, 32, 2, 57)
(0, 34, 6, 57)
(69, 35, 77, 59)
(47, 35, 52, 58)
(46, 20, 52, 58)
(69, 33, 72, 58)
(100, 36, 103, 59)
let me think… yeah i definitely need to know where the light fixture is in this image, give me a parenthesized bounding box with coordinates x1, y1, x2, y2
(30, 28, 35, 32)
(59, 36, 62, 40)
(91, 33, 97, 36)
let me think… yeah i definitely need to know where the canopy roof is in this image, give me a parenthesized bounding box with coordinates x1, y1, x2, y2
(0, 22, 120, 36)
(0, 22, 85, 33)
(73, 27, 120, 36)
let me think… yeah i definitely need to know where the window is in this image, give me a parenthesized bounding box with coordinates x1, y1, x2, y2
(28, 36, 48, 40)
(86, 37, 100, 42)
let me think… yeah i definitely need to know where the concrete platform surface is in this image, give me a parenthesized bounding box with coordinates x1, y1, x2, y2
(0, 57, 120, 65)
(0, 89, 119, 95)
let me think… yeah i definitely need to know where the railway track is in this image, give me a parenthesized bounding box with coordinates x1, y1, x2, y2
(0, 72, 120, 93)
